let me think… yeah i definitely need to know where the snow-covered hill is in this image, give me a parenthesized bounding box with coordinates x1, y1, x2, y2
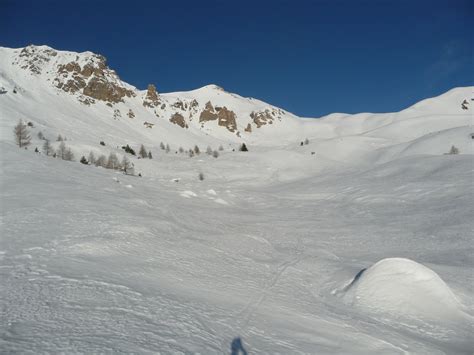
(1, 44, 473, 354)
(0, 44, 472, 163)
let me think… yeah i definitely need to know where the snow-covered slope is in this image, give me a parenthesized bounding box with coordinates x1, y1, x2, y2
(0, 44, 472, 161)
(1, 44, 473, 353)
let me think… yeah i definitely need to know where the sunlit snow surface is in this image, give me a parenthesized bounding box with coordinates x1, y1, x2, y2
(0, 45, 473, 353)
(1, 144, 472, 354)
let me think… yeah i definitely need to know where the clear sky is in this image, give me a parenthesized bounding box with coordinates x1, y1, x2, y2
(2, 0, 472, 117)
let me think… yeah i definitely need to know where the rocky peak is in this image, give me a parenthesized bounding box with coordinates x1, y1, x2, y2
(143, 84, 160, 108)
(16, 45, 58, 75)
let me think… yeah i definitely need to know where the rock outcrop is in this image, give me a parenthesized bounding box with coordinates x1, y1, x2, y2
(170, 113, 188, 128)
(250, 109, 275, 128)
(217, 107, 237, 132)
(199, 101, 218, 122)
(143, 84, 160, 108)
(54, 55, 135, 104)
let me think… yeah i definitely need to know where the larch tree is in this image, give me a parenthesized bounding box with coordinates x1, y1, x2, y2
(42, 139, 53, 156)
(57, 141, 67, 159)
(139, 144, 147, 158)
(13, 119, 31, 148)
(88, 151, 96, 165)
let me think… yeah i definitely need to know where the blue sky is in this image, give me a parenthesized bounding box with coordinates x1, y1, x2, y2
(2, 0, 472, 117)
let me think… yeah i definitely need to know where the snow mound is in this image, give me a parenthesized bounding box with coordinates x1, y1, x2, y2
(342, 258, 463, 321)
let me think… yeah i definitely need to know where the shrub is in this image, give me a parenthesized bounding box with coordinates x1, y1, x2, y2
(80, 156, 88, 165)
(100, 141, 105, 146)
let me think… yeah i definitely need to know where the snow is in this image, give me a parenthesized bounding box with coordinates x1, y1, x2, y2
(341, 258, 466, 320)
(1, 45, 473, 354)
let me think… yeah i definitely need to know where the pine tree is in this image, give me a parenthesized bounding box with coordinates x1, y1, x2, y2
(13, 119, 31, 148)
(218, 145, 224, 151)
(139, 144, 147, 158)
(448, 145, 460, 155)
(42, 139, 53, 156)
(160, 142, 165, 150)
(37, 131, 44, 140)
(57, 134, 63, 141)
(206, 146, 213, 155)
(212, 150, 219, 158)
(148, 151, 153, 159)
(240, 143, 248, 152)
(194, 145, 200, 155)
(166, 144, 170, 153)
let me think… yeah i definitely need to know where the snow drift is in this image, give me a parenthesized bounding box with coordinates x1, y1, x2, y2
(342, 258, 464, 321)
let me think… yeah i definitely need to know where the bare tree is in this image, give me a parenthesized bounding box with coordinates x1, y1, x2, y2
(121, 155, 131, 173)
(95, 154, 107, 167)
(42, 139, 53, 156)
(139, 144, 147, 158)
(106, 152, 120, 169)
(13, 119, 31, 148)
(57, 141, 67, 159)
(64, 148, 75, 161)
(88, 151, 96, 165)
